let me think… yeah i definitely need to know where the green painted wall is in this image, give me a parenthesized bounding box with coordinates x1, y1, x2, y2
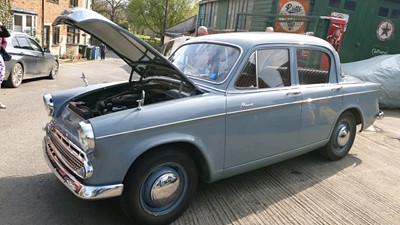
(199, 0, 400, 62)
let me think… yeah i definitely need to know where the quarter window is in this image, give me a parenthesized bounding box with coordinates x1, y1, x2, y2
(296, 49, 330, 85)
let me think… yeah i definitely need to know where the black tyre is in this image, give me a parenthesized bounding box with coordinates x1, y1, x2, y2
(48, 61, 59, 79)
(5, 63, 23, 88)
(120, 147, 198, 225)
(320, 112, 356, 160)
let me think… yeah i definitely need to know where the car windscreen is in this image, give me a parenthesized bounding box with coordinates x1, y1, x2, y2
(170, 43, 240, 83)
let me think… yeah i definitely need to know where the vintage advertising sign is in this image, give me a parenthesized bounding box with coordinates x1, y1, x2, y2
(376, 20, 395, 41)
(275, 0, 309, 33)
(330, 12, 349, 31)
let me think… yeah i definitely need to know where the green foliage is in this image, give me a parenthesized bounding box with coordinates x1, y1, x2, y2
(0, 0, 13, 27)
(127, 0, 198, 36)
(92, 0, 128, 23)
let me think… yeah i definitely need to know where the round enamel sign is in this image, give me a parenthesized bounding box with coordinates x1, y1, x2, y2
(279, 1, 306, 32)
(376, 20, 395, 41)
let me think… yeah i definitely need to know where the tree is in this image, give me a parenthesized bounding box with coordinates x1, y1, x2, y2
(0, 0, 13, 28)
(127, 0, 198, 36)
(92, 0, 128, 23)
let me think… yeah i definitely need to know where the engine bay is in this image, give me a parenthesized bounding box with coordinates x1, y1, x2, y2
(68, 81, 194, 119)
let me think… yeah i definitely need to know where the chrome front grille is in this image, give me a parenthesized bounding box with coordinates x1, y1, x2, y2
(46, 122, 92, 179)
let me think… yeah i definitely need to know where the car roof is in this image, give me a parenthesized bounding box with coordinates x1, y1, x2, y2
(187, 32, 334, 51)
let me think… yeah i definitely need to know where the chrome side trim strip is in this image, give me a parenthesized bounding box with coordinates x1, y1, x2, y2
(97, 113, 227, 139)
(227, 100, 303, 116)
(43, 138, 123, 199)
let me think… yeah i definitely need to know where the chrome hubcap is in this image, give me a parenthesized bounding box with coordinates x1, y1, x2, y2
(336, 125, 350, 147)
(142, 165, 185, 212)
(13, 65, 23, 85)
(150, 173, 180, 208)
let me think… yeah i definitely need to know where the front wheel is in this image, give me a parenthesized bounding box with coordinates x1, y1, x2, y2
(320, 112, 356, 161)
(48, 61, 59, 79)
(120, 147, 198, 225)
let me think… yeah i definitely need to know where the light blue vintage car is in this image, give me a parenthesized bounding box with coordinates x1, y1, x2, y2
(43, 8, 383, 225)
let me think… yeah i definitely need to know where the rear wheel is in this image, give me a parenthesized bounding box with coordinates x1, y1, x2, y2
(320, 112, 356, 160)
(120, 147, 198, 225)
(5, 63, 23, 88)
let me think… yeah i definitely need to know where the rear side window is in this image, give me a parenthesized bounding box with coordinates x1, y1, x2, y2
(296, 49, 330, 85)
(14, 36, 31, 50)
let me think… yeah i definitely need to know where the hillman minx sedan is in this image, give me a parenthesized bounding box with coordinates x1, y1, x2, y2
(43, 8, 383, 225)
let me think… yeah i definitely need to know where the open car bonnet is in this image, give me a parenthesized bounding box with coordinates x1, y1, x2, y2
(53, 8, 201, 93)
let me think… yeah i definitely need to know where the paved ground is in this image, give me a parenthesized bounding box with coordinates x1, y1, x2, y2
(0, 54, 399, 225)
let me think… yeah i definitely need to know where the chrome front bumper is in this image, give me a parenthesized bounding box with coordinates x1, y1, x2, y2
(43, 138, 124, 199)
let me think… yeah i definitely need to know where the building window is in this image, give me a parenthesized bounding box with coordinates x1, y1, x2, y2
(67, 26, 80, 44)
(53, 27, 60, 45)
(47, 0, 59, 3)
(344, 0, 356, 11)
(70, 0, 78, 7)
(43, 26, 50, 49)
(391, 10, 400, 20)
(328, 0, 341, 8)
(378, 7, 389, 17)
(13, 14, 37, 36)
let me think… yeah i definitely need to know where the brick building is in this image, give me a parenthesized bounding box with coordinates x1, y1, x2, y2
(2, 0, 90, 58)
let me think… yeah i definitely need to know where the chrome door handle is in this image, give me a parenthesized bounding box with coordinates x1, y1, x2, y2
(286, 90, 301, 95)
(331, 86, 343, 91)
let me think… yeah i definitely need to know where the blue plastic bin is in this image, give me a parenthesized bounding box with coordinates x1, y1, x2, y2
(92, 46, 100, 60)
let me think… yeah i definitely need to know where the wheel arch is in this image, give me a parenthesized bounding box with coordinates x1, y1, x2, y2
(342, 107, 363, 131)
(123, 140, 211, 185)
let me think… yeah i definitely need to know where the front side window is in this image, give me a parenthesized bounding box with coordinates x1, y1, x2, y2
(28, 37, 42, 52)
(235, 49, 290, 89)
(171, 43, 240, 83)
(296, 49, 330, 85)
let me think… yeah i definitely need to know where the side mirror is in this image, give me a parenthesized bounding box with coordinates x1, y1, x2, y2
(44, 48, 51, 53)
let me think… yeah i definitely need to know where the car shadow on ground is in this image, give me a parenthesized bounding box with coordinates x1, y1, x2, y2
(0, 151, 361, 225)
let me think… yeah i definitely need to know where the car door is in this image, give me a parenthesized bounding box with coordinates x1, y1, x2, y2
(13, 35, 38, 77)
(26, 36, 51, 76)
(225, 48, 302, 169)
(296, 47, 343, 146)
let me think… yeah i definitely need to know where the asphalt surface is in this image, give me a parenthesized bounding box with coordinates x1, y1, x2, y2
(0, 53, 399, 225)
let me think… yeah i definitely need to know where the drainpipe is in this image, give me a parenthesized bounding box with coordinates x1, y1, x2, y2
(41, 0, 45, 48)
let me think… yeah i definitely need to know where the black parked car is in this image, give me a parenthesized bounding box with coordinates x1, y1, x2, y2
(3, 31, 59, 88)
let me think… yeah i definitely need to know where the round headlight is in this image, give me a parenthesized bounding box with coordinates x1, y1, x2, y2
(43, 94, 54, 116)
(78, 121, 95, 152)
